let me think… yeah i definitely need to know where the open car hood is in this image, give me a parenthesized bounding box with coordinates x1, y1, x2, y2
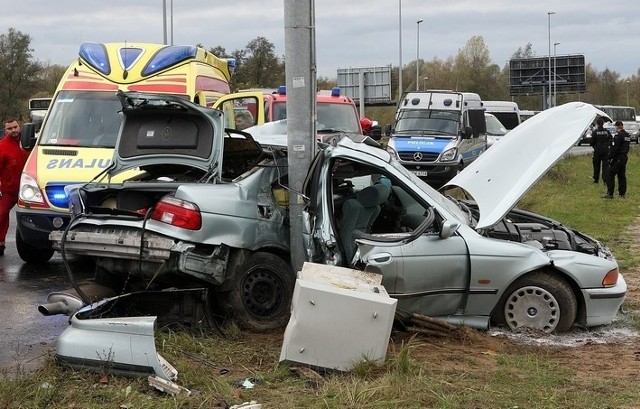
(111, 92, 224, 175)
(445, 102, 608, 229)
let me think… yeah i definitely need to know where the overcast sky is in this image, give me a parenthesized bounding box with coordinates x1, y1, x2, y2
(3, 1, 639, 80)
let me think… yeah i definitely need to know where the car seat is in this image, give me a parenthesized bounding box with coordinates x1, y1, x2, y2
(339, 184, 391, 263)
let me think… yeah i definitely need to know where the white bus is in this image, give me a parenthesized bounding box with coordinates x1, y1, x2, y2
(482, 101, 521, 131)
(595, 105, 639, 143)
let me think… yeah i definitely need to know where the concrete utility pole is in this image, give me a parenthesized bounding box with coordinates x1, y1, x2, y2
(284, 0, 316, 272)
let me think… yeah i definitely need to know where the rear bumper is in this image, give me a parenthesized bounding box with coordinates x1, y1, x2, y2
(50, 226, 228, 285)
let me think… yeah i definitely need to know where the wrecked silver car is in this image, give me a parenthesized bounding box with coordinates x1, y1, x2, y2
(300, 102, 625, 333)
(51, 95, 625, 334)
(51, 92, 294, 332)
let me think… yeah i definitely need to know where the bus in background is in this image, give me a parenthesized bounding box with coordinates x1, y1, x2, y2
(519, 110, 538, 122)
(16, 42, 258, 264)
(594, 105, 639, 143)
(483, 101, 521, 131)
(28, 97, 52, 131)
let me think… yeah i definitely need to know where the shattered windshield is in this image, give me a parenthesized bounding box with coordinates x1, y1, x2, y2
(394, 109, 459, 137)
(39, 91, 123, 148)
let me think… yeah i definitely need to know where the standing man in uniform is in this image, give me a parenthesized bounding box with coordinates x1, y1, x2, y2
(590, 118, 612, 184)
(603, 120, 631, 199)
(0, 118, 29, 255)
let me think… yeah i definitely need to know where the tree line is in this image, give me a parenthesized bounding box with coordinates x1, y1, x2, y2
(1, 28, 638, 121)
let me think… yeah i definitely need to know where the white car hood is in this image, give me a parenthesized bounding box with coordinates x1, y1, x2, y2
(445, 102, 607, 229)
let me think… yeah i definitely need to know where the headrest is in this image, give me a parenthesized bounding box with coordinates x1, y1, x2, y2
(356, 184, 390, 208)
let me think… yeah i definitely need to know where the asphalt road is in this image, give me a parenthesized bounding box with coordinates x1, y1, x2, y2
(0, 209, 94, 374)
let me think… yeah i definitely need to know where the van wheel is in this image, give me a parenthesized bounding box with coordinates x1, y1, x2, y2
(223, 252, 294, 332)
(16, 230, 54, 264)
(496, 272, 577, 333)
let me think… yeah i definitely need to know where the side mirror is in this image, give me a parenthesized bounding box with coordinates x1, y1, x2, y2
(439, 219, 460, 239)
(461, 126, 473, 140)
(384, 124, 392, 136)
(20, 123, 37, 151)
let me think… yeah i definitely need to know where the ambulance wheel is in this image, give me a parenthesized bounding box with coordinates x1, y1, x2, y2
(16, 230, 54, 264)
(223, 252, 294, 332)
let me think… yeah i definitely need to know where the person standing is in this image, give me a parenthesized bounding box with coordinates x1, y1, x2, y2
(590, 118, 612, 184)
(0, 118, 29, 255)
(603, 120, 631, 199)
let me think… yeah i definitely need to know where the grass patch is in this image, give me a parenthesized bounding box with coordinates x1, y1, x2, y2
(1, 147, 640, 407)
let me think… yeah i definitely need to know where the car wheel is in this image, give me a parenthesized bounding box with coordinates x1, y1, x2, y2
(499, 272, 577, 333)
(16, 229, 54, 264)
(224, 252, 294, 332)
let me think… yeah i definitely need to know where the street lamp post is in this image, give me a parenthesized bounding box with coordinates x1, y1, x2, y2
(416, 19, 423, 91)
(398, 0, 403, 100)
(626, 79, 630, 106)
(553, 42, 559, 107)
(547, 11, 555, 109)
(423, 76, 429, 91)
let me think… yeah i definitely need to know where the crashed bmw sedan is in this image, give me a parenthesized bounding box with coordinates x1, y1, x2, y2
(51, 94, 626, 334)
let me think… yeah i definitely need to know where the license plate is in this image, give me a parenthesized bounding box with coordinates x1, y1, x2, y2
(412, 170, 428, 177)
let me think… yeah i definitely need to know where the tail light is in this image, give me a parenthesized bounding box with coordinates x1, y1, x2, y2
(602, 268, 619, 287)
(150, 195, 201, 230)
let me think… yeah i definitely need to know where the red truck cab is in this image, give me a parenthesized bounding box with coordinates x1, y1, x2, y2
(264, 86, 363, 134)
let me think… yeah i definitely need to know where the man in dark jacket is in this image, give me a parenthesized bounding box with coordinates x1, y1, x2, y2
(590, 118, 612, 183)
(604, 120, 631, 199)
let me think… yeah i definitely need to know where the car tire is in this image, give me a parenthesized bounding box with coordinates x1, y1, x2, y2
(224, 252, 294, 332)
(16, 229, 54, 264)
(498, 271, 577, 333)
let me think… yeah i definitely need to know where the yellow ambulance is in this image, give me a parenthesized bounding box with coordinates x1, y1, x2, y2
(17, 42, 262, 263)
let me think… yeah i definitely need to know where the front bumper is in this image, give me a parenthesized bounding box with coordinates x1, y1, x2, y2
(582, 274, 627, 327)
(16, 207, 70, 249)
(399, 161, 459, 186)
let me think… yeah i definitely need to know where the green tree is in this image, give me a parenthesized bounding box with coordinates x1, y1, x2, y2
(235, 37, 284, 89)
(453, 35, 501, 99)
(0, 28, 42, 121)
(317, 76, 337, 91)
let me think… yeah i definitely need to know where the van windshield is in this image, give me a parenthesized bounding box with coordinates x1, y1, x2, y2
(39, 91, 123, 148)
(272, 101, 361, 133)
(394, 109, 459, 137)
(490, 112, 520, 130)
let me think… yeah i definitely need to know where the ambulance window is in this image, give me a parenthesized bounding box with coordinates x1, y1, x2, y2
(38, 91, 122, 147)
